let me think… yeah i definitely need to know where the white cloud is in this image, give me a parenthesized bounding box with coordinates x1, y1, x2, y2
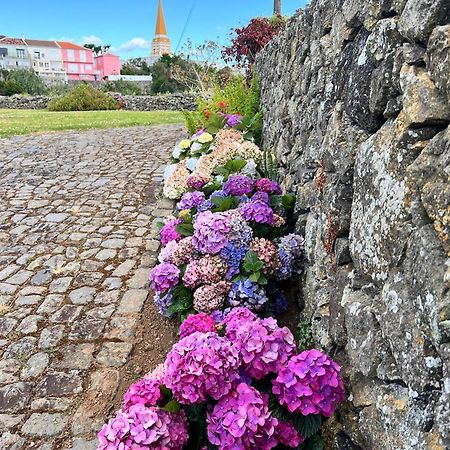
(79, 35, 104, 46)
(111, 38, 151, 53)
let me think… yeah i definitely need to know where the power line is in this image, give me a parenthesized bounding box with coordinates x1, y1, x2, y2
(175, 0, 197, 53)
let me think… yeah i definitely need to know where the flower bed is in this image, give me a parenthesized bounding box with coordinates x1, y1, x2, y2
(97, 104, 346, 449)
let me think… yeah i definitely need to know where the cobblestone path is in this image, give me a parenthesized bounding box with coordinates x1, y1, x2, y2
(0, 125, 185, 449)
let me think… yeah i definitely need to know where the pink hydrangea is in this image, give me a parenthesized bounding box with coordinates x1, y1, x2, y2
(255, 178, 282, 194)
(164, 331, 240, 404)
(207, 383, 279, 450)
(179, 313, 216, 339)
(187, 174, 208, 190)
(145, 363, 166, 381)
(158, 239, 178, 263)
(250, 237, 281, 276)
(272, 349, 346, 416)
(160, 218, 182, 246)
(171, 236, 199, 265)
(240, 200, 274, 225)
(192, 211, 231, 254)
(182, 255, 227, 289)
(97, 404, 188, 450)
(123, 378, 162, 410)
(193, 281, 231, 313)
(228, 316, 296, 379)
(221, 307, 257, 340)
(274, 421, 305, 448)
(149, 263, 180, 293)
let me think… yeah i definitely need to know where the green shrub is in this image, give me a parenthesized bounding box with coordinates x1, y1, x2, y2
(48, 81, 72, 96)
(0, 79, 24, 96)
(102, 79, 143, 95)
(7, 69, 48, 95)
(184, 74, 263, 143)
(48, 83, 119, 111)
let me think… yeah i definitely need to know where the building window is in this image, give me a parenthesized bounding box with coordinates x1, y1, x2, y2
(17, 48, 26, 58)
(67, 49, 75, 60)
(79, 50, 86, 62)
(0, 48, 7, 57)
(39, 62, 44, 67)
(34, 51, 41, 59)
(45, 62, 49, 68)
(68, 63, 78, 72)
(85, 64, 92, 71)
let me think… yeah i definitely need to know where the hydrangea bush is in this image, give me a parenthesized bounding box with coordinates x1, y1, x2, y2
(98, 106, 346, 449)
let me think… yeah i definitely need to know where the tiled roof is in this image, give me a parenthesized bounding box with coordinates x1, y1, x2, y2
(57, 41, 89, 51)
(25, 39, 59, 47)
(0, 37, 26, 45)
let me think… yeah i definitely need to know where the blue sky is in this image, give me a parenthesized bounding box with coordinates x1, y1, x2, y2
(0, 0, 307, 60)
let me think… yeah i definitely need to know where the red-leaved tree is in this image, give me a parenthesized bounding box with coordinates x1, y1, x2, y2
(222, 16, 286, 75)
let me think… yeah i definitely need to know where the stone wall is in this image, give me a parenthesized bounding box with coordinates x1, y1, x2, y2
(256, 0, 449, 448)
(0, 93, 196, 111)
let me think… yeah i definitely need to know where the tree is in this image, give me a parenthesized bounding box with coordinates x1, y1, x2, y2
(150, 54, 190, 94)
(84, 44, 111, 56)
(222, 16, 286, 75)
(274, 0, 281, 14)
(121, 58, 152, 76)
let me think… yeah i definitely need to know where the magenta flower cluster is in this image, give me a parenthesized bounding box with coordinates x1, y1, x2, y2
(223, 174, 254, 196)
(179, 312, 216, 339)
(97, 403, 188, 450)
(164, 331, 240, 404)
(229, 315, 296, 379)
(207, 383, 279, 450)
(160, 218, 182, 246)
(255, 177, 282, 194)
(123, 378, 162, 410)
(240, 199, 275, 225)
(272, 349, 346, 416)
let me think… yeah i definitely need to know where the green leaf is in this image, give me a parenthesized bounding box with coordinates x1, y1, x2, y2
(249, 272, 261, 282)
(162, 399, 181, 413)
(258, 274, 268, 285)
(282, 194, 296, 210)
(159, 384, 172, 398)
(224, 159, 247, 173)
(243, 251, 264, 273)
(211, 196, 238, 212)
(176, 223, 194, 236)
(300, 434, 324, 450)
(155, 220, 164, 231)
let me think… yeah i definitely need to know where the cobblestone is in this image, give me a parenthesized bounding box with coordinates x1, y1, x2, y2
(0, 125, 184, 447)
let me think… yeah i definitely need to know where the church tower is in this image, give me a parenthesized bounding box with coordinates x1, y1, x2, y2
(150, 0, 172, 60)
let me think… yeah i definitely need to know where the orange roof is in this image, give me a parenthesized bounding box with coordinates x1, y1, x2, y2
(155, 0, 168, 36)
(0, 37, 26, 45)
(57, 41, 90, 51)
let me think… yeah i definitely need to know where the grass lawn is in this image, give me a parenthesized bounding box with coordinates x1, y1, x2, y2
(0, 109, 185, 138)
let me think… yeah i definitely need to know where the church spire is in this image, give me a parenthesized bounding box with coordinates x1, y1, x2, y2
(151, 0, 172, 60)
(155, 0, 168, 36)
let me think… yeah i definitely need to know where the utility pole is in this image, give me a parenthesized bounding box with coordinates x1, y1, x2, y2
(274, 0, 281, 15)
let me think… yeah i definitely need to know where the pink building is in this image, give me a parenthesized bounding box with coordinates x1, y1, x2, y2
(94, 53, 121, 80)
(57, 41, 96, 81)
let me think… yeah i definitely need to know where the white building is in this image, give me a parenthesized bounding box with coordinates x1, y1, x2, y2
(0, 37, 32, 70)
(25, 39, 67, 80)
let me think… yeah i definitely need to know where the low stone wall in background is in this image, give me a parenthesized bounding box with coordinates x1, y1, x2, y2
(0, 93, 197, 111)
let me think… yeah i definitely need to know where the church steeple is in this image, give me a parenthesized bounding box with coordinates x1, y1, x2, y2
(151, 0, 172, 60)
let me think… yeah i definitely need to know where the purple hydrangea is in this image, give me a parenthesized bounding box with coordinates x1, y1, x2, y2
(153, 289, 174, 316)
(252, 191, 271, 204)
(228, 211, 253, 246)
(164, 331, 240, 404)
(255, 178, 282, 194)
(97, 403, 189, 450)
(220, 242, 249, 279)
(207, 383, 279, 450)
(228, 279, 269, 311)
(277, 234, 305, 280)
(225, 113, 242, 127)
(274, 421, 305, 448)
(179, 313, 216, 339)
(229, 316, 296, 379)
(176, 191, 206, 211)
(210, 189, 229, 200)
(240, 200, 274, 225)
(192, 211, 231, 255)
(123, 378, 162, 410)
(272, 349, 346, 416)
(223, 174, 254, 196)
(149, 263, 180, 293)
(160, 218, 183, 246)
